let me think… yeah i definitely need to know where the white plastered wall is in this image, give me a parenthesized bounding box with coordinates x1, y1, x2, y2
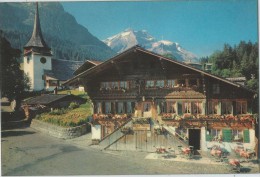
(24, 53, 52, 91)
(92, 125, 101, 140)
(203, 128, 255, 152)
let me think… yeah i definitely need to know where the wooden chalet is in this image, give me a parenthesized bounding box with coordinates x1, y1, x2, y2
(64, 45, 258, 153)
(73, 60, 103, 76)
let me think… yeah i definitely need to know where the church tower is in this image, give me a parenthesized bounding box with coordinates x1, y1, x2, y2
(23, 2, 52, 91)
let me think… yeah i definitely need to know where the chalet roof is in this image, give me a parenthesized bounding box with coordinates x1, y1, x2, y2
(63, 45, 256, 94)
(73, 60, 103, 75)
(88, 60, 103, 65)
(22, 94, 83, 105)
(24, 3, 50, 52)
(44, 59, 84, 81)
(44, 70, 58, 81)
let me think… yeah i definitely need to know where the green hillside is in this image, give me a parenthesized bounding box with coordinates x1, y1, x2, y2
(0, 2, 116, 61)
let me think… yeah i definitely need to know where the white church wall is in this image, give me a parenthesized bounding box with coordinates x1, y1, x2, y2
(23, 55, 35, 90)
(33, 54, 52, 91)
(24, 53, 52, 91)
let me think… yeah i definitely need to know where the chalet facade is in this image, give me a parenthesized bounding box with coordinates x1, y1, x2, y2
(65, 45, 258, 153)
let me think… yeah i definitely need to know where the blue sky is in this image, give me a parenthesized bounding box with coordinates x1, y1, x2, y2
(62, 0, 258, 58)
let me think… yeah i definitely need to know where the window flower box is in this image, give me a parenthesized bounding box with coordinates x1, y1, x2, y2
(120, 126, 133, 134)
(183, 114, 193, 119)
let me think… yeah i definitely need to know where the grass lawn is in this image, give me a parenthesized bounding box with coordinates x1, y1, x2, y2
(36, 90, 93, 127)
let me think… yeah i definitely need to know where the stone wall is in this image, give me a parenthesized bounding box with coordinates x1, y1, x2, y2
(30, 119, 89, 139)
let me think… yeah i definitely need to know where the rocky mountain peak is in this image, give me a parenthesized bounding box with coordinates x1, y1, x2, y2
(104, 29, 198, 62)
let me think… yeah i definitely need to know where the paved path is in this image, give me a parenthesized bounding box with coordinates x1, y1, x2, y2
(1, 126, 259, 175)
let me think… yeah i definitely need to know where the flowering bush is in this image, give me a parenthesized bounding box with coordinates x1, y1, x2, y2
(68, 102, 79, 109)
(162, 113, 173, 119)
(35, 102, 92, 127)
(93, 113, 131, 120)
(49, 108, 67, 115)
(183, 114, 193, 119)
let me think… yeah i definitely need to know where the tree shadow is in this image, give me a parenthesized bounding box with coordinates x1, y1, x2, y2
(240, 167, 252, 173)
(1, 130, 35, 138)
(1, 119, 31, 130)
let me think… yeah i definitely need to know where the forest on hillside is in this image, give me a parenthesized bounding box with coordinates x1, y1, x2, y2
(200, 41, 258, 91)
(0, 3, 115, 61)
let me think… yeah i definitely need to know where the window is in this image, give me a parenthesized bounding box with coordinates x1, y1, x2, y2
(236, 101, 247, 114)
(189, 79, 197, 86)
(183, 102, 191, 114)
(126, 102, 133, 113)
(211, 129, 221, 140)
(105, 82, 110, 88)
(96, 102, 102, 114)
(27, 57, 30, 64)
(213, 84, 220, 94)
(105, 102, 111, 114)
(117, 102, 125, 113)
(101, 81, 129, 90)
(222, 101, 232, 114)
(208, 101, 218, 114)
(100, 82, 106, 89)
(192, 102, 202, 114)
(156, 80, 164, 88)
(101, 82, 110, 89)
(120, 81, 128, 89)
(146, 80, 154, 88)
(159, 101, 167, 113)
(178, 79, 185, 87)
(232, 129, 243, 141)
(111, 82, 119, 89)
(167, 102, 176, 113)
(143, 102, 151, 112)
(167, 80, 175, 88)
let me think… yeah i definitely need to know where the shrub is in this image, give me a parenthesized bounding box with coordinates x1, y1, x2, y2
(49, 108, 67, 115)
(69, 102, 80, 109)
(36, 102, 92, 127)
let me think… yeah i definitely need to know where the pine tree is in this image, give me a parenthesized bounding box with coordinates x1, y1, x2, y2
(0, 33, 30, 100)
(209, 41, 258, 90)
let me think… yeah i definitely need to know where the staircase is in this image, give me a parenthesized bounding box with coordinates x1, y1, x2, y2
(163, 125, 189, 148)
(99, 118, 132, 150)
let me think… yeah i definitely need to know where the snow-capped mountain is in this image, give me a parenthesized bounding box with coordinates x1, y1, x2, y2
(104, 29, 155, 54)
(104, 29, 199, 62)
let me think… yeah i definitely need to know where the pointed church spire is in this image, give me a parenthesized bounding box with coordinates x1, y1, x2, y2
(24, 2, 51, 53)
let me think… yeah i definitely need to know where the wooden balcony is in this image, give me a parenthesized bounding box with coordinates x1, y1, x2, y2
(92, 85, 204, 99)
(92, 88, 138, 99)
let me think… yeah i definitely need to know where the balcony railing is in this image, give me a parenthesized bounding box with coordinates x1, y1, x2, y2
(161, 113, 256, 122)
(93, 86, 203, 99)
